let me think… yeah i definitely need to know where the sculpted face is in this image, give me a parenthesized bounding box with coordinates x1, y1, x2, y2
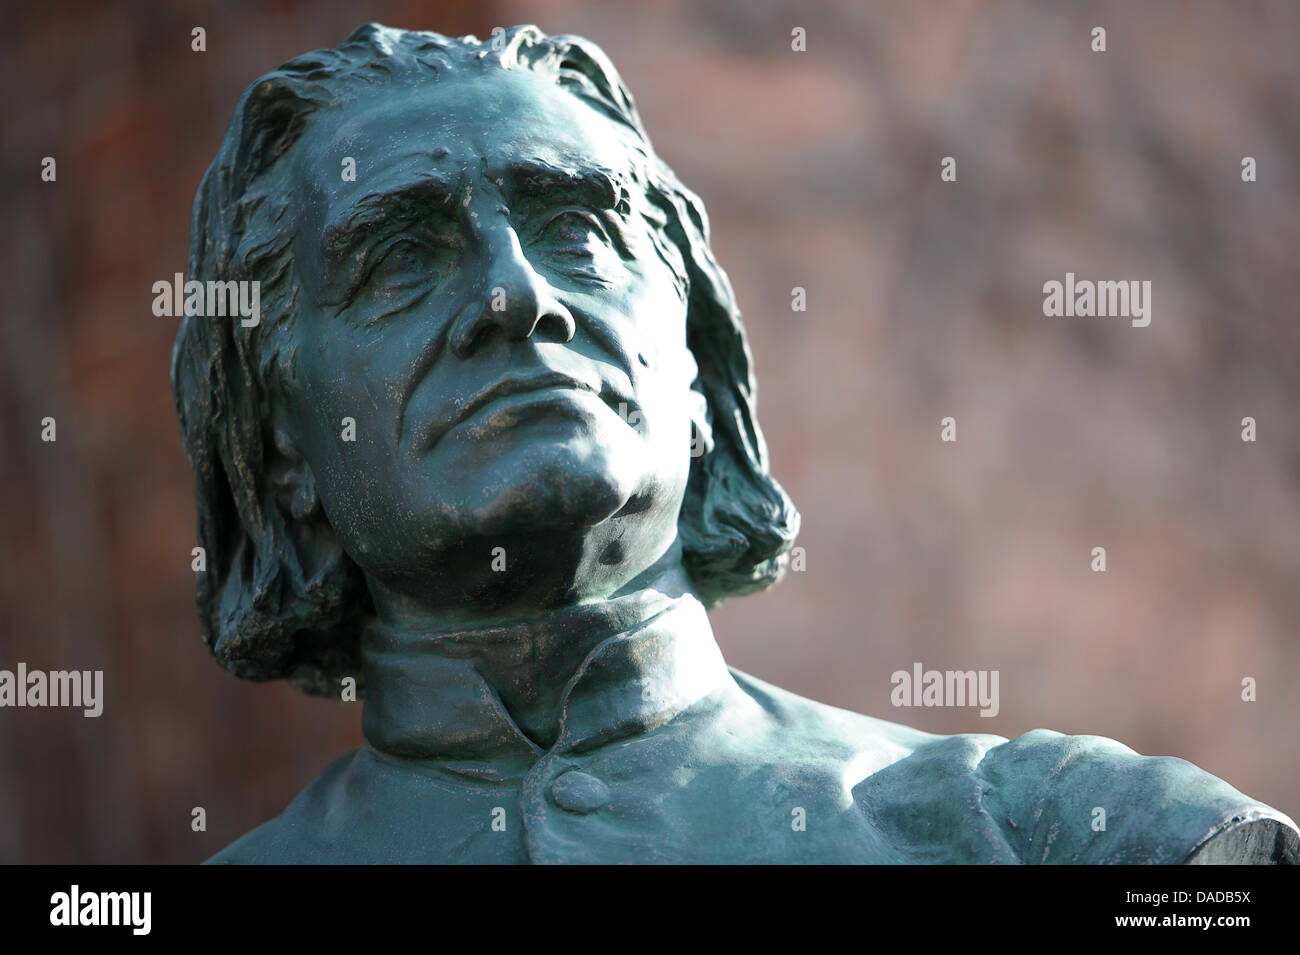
(275, 69, 702, 617)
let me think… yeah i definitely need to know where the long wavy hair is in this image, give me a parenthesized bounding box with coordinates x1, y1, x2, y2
(171, 24, 799, 696)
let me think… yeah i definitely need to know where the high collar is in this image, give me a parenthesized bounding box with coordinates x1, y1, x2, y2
(360, 578, 731, 771)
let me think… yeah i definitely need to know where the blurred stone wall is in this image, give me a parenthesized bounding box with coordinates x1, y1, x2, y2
(1, 0, 1296, 862)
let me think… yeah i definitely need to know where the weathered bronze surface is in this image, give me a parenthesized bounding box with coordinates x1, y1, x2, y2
(172, 24, 1298, 864)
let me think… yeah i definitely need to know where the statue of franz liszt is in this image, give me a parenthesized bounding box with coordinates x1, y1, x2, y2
(172, 24, 1298, 863)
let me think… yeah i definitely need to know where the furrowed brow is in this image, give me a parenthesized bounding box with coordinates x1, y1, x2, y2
(322, 179, 458, 257)
(505, 160, 627, 213)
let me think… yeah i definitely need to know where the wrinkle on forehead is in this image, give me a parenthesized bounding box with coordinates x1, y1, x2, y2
(303, 70, 647, 184)
(320, 153, 630, 248)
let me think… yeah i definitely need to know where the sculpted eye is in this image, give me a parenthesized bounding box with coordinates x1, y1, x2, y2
(376, 241, 421, 272)
(365, 235, 455, 284)
(346, 233, 461, 324)
(534, 209, 611, 256)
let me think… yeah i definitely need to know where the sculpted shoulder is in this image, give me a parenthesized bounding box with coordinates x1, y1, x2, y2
(852, 725, 1299, 864)
(204, 751, 360, 865)
(975, 728, 1299, 864)
(725, 668, 940, 762)
(724, 675, 1297, 864)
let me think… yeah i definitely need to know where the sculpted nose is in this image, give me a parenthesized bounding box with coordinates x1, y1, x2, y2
(450, 224, 575, 358)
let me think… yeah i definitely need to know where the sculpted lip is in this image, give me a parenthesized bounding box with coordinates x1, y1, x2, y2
(414, 370, 611, 450)
(455, 372, 598, 427)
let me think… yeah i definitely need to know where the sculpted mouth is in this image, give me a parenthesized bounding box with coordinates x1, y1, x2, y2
(450, 371, 603, 430)
(413, 365, 635, 452)
(458, 372, 596, 423)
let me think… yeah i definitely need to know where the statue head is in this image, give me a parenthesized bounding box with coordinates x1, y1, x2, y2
(171, 24, 799, 695)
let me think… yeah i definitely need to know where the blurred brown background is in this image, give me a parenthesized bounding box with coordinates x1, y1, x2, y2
(1, 0, 1297, 863)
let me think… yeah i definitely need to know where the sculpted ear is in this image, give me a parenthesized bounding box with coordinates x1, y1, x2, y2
(263, 400, 354, 594)
(268, 424, 321, 521)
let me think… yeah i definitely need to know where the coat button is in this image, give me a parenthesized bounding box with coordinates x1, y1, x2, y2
(549, 770, 611, 814)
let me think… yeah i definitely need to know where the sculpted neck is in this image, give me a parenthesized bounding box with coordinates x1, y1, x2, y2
(359, 549, 710, 755)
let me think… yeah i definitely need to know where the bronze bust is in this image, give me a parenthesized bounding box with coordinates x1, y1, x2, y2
(172, 23, 1298, 864)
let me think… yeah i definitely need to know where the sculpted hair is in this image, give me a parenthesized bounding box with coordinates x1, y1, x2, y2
(171, 23, 800, 695)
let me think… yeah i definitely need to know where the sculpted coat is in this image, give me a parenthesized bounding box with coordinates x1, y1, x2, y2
(209, 581, 1297, 864)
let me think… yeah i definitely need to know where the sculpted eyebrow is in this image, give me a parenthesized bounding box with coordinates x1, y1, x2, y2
(322, 180, 458, 256)
(505, 161, 627, 213)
